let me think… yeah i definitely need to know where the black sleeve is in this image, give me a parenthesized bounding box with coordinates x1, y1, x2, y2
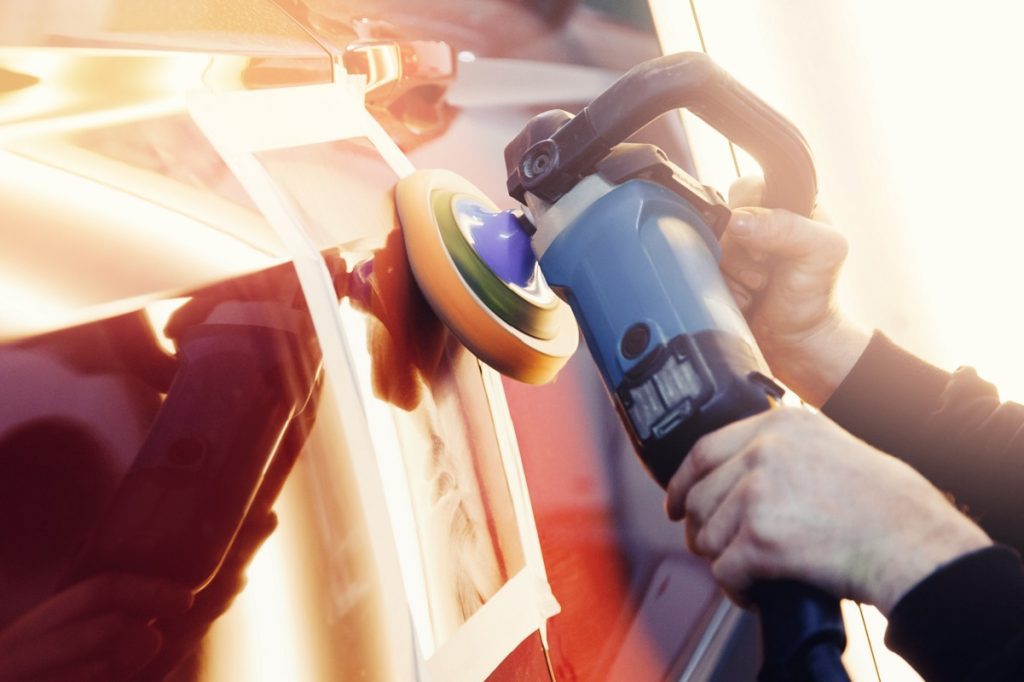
(822, 331, 1024, 552)
(885, 545, 1024, 682)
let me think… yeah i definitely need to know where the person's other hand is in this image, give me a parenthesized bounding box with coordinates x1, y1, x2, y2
(135, 511, 278, 681)
(721, 177, 869, 406)
(0, 574, 192, 681)
(665, 406, 991, 614)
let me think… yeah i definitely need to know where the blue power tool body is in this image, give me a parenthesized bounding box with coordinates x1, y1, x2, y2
(528, 174, 780, 487)
(504, 52, 850, 681)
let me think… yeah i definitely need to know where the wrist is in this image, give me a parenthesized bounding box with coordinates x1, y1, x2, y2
(869, 514, 992, 616)
(766, 315, 870, 408)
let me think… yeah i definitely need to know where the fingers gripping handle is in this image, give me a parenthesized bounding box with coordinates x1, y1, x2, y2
(507, 52, 817, 217)
(578, 56, 840, 680)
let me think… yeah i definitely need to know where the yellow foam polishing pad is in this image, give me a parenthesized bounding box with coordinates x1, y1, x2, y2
(395, 169, 578, 384)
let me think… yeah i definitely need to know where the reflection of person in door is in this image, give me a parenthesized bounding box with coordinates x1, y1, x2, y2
(344, 229, 525, 641)
(0, 312, 279, 681)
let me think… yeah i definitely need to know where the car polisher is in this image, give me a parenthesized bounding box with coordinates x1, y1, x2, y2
(397, 52, 849, 681)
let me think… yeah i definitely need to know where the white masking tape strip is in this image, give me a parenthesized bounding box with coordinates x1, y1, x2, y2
(188, 79, 369, 153)
(188, 82, 417, 678)
(335, 302, 437, 657)
(426, 566, 558, 682)
(361, 108, 416, 179)
(478, 364, 560, 645)
(188, 80, 556, 680)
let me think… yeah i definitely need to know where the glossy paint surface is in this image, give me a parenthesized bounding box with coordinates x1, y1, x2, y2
(0, 1, 739, 680)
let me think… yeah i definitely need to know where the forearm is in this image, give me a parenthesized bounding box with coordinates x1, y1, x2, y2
(869, 514, 991, 616)
(763, 314, 870, 408)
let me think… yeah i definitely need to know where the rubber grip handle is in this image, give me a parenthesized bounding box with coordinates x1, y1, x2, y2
(525, 52, 816, 216)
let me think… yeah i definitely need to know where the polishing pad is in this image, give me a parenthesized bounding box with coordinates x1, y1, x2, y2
(396, 169, 578, 383)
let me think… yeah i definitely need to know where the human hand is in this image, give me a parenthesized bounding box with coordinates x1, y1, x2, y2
(720, 177, 869, 406)
(665, 407, 991, 615)
(0, 574, 192, 681)
(134, 511, 278, 681)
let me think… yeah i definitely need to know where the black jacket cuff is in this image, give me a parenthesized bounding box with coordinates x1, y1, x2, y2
(822, 331, 951, 457)
(885, 545, 1024, 681)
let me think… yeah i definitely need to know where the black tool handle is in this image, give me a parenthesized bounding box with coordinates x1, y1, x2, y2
(508, 51, 816, 217)
(754, 581, 849, 681)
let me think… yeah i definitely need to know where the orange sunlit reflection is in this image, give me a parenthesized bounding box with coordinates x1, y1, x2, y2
(0, 150, 278, 342)
(205, 491, 318, 682)
(0, 49, 204, 142)
(142, 297, 189, 354)
(0, 268, 80, 340)
(0, 47, 330, 144)
(202, 369, 399, 681)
